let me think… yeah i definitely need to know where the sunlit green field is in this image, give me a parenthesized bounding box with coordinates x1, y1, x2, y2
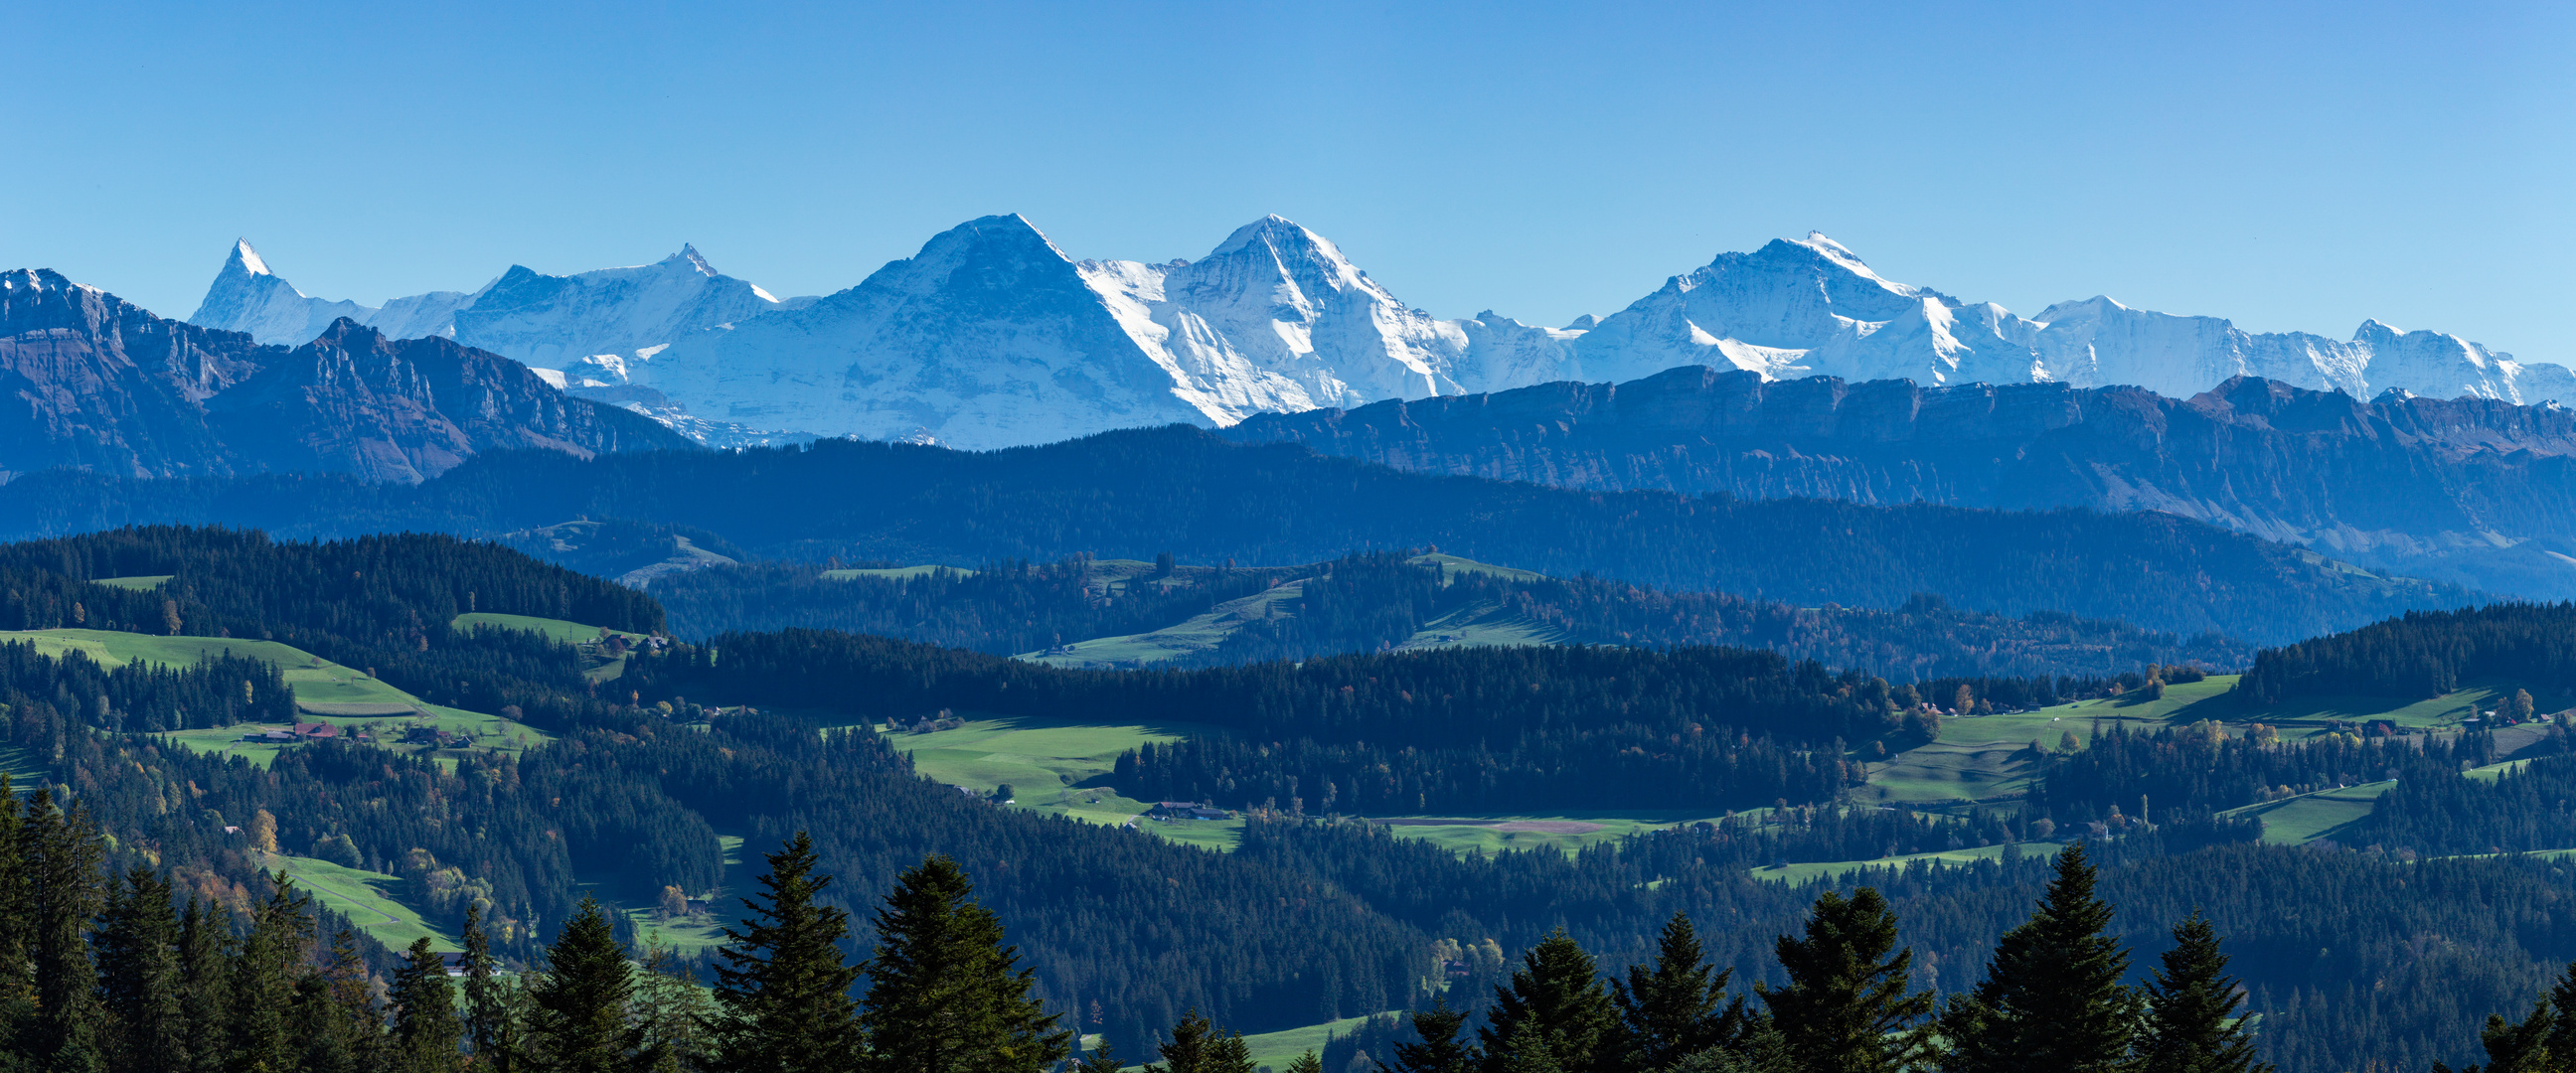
(270, 852, 458, 952)
(1750, 841, 2069, 885)
(821, 564, 979, 581)
(91, 575, 173, 591)
(454, 611, 647, 646)
(1371, 812, 1718, 855)
(612, 834, 746, 954)
(1234, 1011, 1403, 1071)
(1019, 583, 1309, 668)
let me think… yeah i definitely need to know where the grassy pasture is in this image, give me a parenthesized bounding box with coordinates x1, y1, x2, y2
(91, 575, 173, 591)
(1370, 812, 1717, 855)
(1020, 582, 1309, 668)
(1235, 1012, 1403, 1071)
(1750, 841, 2069, 885)
(1408, 552, 1544, 583)
(860, 713, 1227, 838)
(822, 564, 979, 581)
(454, 612, 647, 646)
(2220, 781, 2396, 843)
(270, 852, 458, 952)
(611, 834, 745, 955)
(0, 628, 550, 767)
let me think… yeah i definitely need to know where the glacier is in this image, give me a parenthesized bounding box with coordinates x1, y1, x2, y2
(185, 222, 2574, 451)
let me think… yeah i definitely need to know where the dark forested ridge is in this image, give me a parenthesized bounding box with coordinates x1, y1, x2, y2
(1224, 366, 2576, 600)
(2237, 601, 2576, 707)
(0, 426, 2475, 643)
(650, 551, 2252, 681)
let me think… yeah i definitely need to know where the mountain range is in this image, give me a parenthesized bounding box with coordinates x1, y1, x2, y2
(1226, 368, 2576, 600)
(184, 217, 2572, 448)
(0, 268, 691, 482)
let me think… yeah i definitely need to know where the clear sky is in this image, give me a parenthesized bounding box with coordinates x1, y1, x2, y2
(9, 1, 2572, 361)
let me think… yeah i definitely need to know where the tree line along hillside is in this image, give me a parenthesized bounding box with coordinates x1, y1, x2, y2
(0, 426, 2478, 644)
(647, 550, 2252, 680)
(2235, 601, 2576, 707)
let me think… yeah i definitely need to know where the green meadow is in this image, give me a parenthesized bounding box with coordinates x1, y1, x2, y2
(454, 611, 648, 646)
(1019, 582, 1310, 668)
(1750, 842, 2069, 885)
(271, 852, 458, 952)
(822, 564, 979, 581)
(91, 575, 174, 591)
(1370, 812, 1718, 855)
(859, 713, 1238, 849)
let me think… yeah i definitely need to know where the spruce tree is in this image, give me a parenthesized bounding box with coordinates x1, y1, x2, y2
(176, 898, 233, 1073)
(230, 871, 318, 1073)
(1073, 1037, 1125, 1073)
(1388, 1000, 1481, 1073)
(390, 937, 465, 1073)
(1142, 1009, 1255, 1073)
(631, 935, 716, 1073)
(1757, 887, 1930, 1073)
(95, 866, 187, 1073)
(22, 789, 106, 1072)
(2542, 959, 2576, 1062)
(1285, 1050, 1325, 1073)
(1617, 913, 1751, 1071)
(2432, 1003, 2553, 1073)
(461, 903, 521, 1072)
(711, 833, 864, 1073)
(529, 896, 638, 1073)
(0, 773, 29, 1071)
(855, 853, 1070, 1073)
(1936, 843, 2143, 1073)
(1489, 1018, 1566, 1073)
(300, 929, 387, 1073)
(2136, 913, 2270, 1073)
(1477, 928, 1618, 1073)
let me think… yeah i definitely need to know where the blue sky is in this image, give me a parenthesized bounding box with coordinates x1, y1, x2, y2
(9, 1, 2571, 361)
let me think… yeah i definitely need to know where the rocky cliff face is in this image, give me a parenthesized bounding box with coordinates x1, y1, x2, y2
(1, 268, 694, 483)
(1223, 367, 2576, 598)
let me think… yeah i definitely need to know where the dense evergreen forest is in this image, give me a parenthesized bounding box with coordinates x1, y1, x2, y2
(629, 627, 2142, 812)
(0, 427, 2474, 643)
(9, 525, 2576, 1068)
(648, 551, 2251, 681)
(2237, 601, 2576, 706)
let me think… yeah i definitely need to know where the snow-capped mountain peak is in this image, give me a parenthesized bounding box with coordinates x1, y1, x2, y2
(229, 238, 273, 279)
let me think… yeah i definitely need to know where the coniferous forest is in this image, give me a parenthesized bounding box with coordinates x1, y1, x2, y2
(1, 526, 2574, 1070)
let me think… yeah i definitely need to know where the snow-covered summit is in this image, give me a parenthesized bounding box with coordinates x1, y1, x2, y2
(185, 240, 810, 371)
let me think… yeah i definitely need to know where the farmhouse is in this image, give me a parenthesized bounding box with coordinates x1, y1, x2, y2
(1150, 801, 1229, 821)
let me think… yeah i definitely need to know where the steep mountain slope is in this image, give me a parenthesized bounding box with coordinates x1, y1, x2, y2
(0, 426, 2474, 643)
(187, 239, 803, 369)
(1223, 367, 2576, 598)
(1, 268, 692, 482)
(612, 215, 1217, 447)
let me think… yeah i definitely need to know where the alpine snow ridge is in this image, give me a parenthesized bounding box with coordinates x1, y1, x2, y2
(187, 221, 2575, 449)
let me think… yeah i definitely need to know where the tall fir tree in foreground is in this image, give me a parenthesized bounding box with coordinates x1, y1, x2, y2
(1937, 843, 2143, 1073)
(2137, 912, 2270, 1073)
(95, 865, 187, 1072)
(390, 936, 465, 1073)
(1757, 887, 1930, 1073)
(22, 789, 107, 1072)
(529, 896, 639, 1073)
(1479, 928, 1619, 1073)
(1616, 912, 1757, 1071)
(856, 852, 1070, 1073)
(712, 833, 865, 1073)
